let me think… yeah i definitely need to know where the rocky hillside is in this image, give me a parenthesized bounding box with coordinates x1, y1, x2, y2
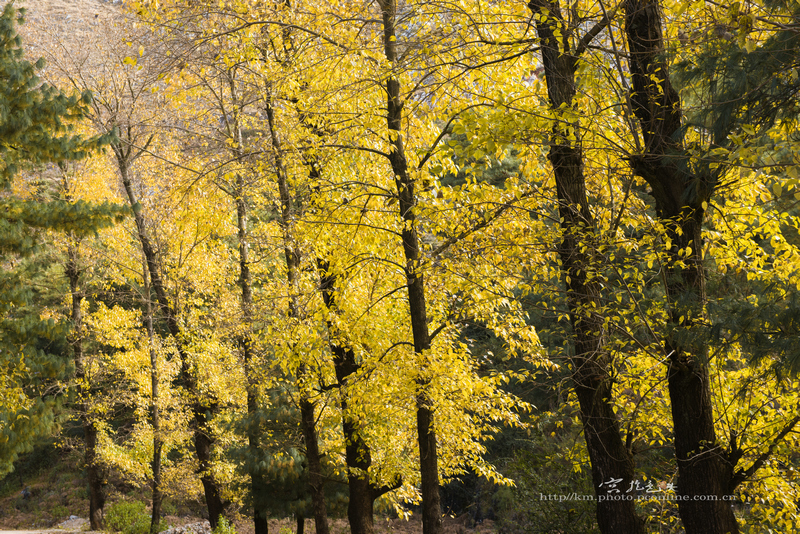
(1, 0, 121, 54)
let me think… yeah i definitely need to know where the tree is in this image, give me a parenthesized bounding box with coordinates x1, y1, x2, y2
(525, 0, 645, 531)
(10, 1, 800, 533)
(0, 3, 118, 478)
(55, 156, 122, 530)
(128, 5, 537, 534)
(620, 1, 740, 530)
(373, 2, 443, 532)
(623, 1, 799, 531)
(37, 14, 245, 527)
(448, 1, 800, 532)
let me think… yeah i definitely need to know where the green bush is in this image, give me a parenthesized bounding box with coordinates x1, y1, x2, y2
(105, 500, 167, 534)
(160, 500, 177, 516)
(51, 505, 69, 521)
(495, 429, 599, 534)
(212, 517, 236, 534)
(105, 500, 145, 533)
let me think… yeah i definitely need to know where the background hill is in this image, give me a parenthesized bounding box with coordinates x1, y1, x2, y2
(1, 0, 119, 36)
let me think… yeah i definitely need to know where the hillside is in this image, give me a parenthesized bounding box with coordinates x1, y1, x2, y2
(1, 0, 119, 35)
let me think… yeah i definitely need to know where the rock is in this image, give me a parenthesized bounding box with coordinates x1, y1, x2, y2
(58, 516, 89, 530)
(159, 521, 212, 534)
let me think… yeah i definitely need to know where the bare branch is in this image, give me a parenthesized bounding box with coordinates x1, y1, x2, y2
(573, 3, 619, 62)
(729, 412, 800, 492)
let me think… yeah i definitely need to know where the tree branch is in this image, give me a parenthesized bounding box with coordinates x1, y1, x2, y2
(430, 189, 534, 258)
(728, 412, 800, 492)
(573, 3, 619, 63)
(416, 103, 489, 171)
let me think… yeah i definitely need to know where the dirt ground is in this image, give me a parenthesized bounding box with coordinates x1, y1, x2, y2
(0, 516, 495, 534)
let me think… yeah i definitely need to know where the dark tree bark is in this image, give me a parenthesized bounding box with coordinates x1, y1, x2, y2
(195, 421, 225, 528)
(235, 183, 269, 534)
(527, 2, 645, 533)
(65, 240, 106, 530)
(299, 398, 329, 534)
(265, 89, 330, 534)
(143, 262, 163, 534)
(114, 144, 226, 530)
(376, 2, 441, 533)
(223, 67, 271, 534)
(317, 260, 401, 534)
(623, 1, 739, 532)
(84, 419, 105, 530)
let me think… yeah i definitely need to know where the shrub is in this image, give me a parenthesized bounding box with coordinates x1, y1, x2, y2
(494, 429, 599, 534)
(212, 517, 236, 534)
(105, 500, 168, 534)
(51, 505, 69, 521)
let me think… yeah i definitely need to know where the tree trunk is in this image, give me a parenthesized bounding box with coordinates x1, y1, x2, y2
(299, 398, 330, 534)
(216, 66, 271, 534)
(527, 2, 645, 533)
(85, 422, 105, 530)
(144, 261, 164, 534)
(66, 239, 106, 530)
(623, 1, 739, 532)
(115, 146, 226, 529)
(236, 207, 269, 534)
(195, 421, 225, 529)
(265, 89, 330, 534)
(317, 261, 400, 534)
(376, 3, 442, 534)
(248, 386, 269, 534)
(235, 181, 269, 534)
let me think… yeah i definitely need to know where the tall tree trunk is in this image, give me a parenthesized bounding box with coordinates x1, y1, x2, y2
(114, 146, 226, 529)
(235, 177, 269, 534)
(247, 391, 269, 534)
(231, 83, 269, 533)
(265, 90, 330, 534)
(527, 2, 645, 533)
(292, 70, 402, 533)
(144, 261, 164, 534)
(298, 398, 329, 534)
(217, 67, 270, 534)
(317, 260, 400, 534)
(376, 3, 441, 534)
(66, 240, 106, 530)
(84, 420, 105, 529)
(623, 1, 739, 532)
(195, 423, 225, 528)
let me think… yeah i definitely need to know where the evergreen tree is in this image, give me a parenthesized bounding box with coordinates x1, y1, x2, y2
(674, 2, 800, 372)
(0, 3, 119, 476)
(235, 384, 347, 532)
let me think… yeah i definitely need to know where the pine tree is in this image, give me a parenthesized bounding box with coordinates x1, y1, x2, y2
(0, 4, 118, 476)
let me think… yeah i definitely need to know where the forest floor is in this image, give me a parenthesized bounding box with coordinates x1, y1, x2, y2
(0, 442, 496, 534)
